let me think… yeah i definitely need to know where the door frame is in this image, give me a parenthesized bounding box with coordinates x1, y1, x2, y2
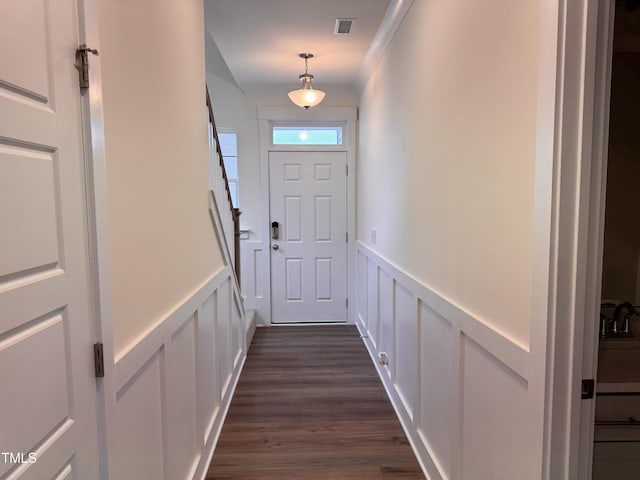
(575, 1, 616, 478)
(257, 106, 357, 325)
(534, 0, 615, 477)
(76, 1, 115, 478)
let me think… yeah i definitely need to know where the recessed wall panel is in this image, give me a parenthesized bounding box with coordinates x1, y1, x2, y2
(357, 252, 367, 326)
(379, 269, 394, 378)
(366, 259, 379, 348)
(217, 279, 232, 396)
(395, 282, 417, 418)
(164, 316, 198, 480)
(113, 354, 164, 480)
(231, 302, 242, 367)
(419, 302, 453, 478)
(462, 338, 531, 479)
(0, 147, 59, 278)
(197, 294, 218, 443)
(315, 196, 332, 241)
(316, 258, 332, 300)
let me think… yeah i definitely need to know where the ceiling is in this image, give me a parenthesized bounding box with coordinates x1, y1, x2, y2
(204, 0, 392, 97)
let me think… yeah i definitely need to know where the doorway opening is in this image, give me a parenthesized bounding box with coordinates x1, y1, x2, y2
(592, 1, 640, 477)
(255, 107, 357, 326)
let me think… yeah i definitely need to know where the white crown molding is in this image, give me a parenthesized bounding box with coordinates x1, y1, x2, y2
(355, 0, 415, 94)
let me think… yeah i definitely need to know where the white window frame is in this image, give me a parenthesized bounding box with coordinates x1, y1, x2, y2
(218, 128, 239, 208)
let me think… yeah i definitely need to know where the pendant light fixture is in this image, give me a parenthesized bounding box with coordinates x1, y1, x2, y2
(288, 53, 325, 109)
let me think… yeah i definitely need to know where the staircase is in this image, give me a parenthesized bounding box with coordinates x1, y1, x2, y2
(206, 87, 242, 285)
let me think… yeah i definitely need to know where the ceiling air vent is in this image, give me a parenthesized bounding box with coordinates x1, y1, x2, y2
(334, 18, 356, 35)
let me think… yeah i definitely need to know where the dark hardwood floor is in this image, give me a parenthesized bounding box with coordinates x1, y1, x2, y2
(206, 325, 425, 479)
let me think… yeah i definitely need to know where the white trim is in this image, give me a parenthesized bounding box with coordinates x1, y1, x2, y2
(257, 106, 357, 326)
(76, 2, 113, 478)
(529, 1, 563, 476)
(114, 267, 226, 390)
(578, 1, 616, 479)
(358, 242, 529, 380)
(356, 0, 415, 93)
(532, 0, 606, 478)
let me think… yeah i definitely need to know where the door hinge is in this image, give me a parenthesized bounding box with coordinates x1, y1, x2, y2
(346, 298, 349, 308)
(346, 232, 348, 243)
(346, 164, 348, 176)
(581, 379, 595, 399)
(94, 342, 105, 378)
(75, 44, 99, 89)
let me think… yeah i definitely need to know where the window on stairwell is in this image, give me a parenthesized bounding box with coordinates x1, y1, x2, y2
(218, 130, 238, 207)
(272, 125, 343, 145)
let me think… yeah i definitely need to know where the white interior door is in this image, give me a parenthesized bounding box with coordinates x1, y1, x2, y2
(269, 151, 347, 323)
(0, 0, 101, 478)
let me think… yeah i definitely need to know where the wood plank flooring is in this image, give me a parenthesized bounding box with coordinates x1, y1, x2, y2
(206, 325, 424, 479)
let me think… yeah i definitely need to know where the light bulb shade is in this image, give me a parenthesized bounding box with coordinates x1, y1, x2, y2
(288, 73, 325, 109)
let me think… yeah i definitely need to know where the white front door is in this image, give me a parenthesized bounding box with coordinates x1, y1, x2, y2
(0, 0, 101, 478)
(269, 151, 348, 323)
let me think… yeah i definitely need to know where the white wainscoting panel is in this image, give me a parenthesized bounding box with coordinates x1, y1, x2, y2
(356, 242, 531, 480)
(231, 291, 244, 368)
(366, 257, 379, 349)
(111, 266, 250, 480)
(357, 251, 367, 329)
(163, 314, 199, 480)
(216, 278, 232, 398)
(461, 337, 532, 479)
(418, 303, 454, 479)
(197, 292, 219, 444)
(378, 268, 394, 381)
(240, 240, 267, 324)
(394, 281, 418, 421)
(113, 353, 164, 480)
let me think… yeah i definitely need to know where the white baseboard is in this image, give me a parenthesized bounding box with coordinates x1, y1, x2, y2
(356, 320, 444, 480)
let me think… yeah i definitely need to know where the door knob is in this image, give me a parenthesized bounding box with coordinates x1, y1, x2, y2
(272, 243, 279, 250)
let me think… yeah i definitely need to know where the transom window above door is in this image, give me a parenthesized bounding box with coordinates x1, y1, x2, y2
(272, 125, 343, 145)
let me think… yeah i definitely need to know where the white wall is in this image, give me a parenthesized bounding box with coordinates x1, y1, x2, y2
(358, 0, 538, 346)
(99, 0, 223, 356)
(96, 5, 250, 477)
(357, 0, 541, 478)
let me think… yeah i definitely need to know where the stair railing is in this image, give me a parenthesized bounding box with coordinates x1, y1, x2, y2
(206, 86, 241, 285)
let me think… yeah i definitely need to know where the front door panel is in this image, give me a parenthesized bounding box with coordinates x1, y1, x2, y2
(269, 151, 347, 323)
